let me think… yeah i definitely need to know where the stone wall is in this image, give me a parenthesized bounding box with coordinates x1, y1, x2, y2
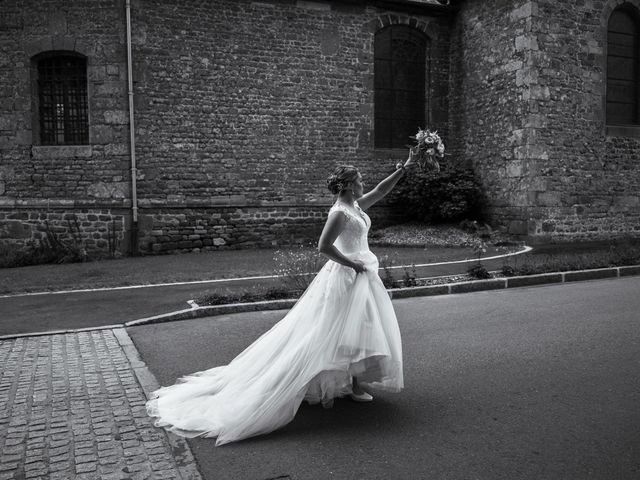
(528, 0, 640, 240)
(0, 0, 452, 256)
(137, 207, 326, 253)
(0, 0, 133, 255)
(449, 0, 555, 235)
(129, 0, 451, 220)
(135, 204, 397, 254)
(2, 0, 638, 258)
(0, 0, 131, 201)
(0, 209, 127, 255)
(450, 0, 640, 241)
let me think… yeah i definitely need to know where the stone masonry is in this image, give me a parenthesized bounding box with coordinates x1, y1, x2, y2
(450, 0, 640, 241)
(0, 0, 452, 256)
(1, 0, 639, 255)
(0, 328, 201, 480)
(0, 209, 127, 255)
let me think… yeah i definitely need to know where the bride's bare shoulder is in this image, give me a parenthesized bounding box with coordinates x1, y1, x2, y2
(329, 203, 352, 216)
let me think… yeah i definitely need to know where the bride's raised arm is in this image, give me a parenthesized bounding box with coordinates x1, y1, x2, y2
(357, 148, 417, 211)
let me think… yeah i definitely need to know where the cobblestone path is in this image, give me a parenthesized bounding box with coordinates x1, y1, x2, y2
(0, 328, 201, 480)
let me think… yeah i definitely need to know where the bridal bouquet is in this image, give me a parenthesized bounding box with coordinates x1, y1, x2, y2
(410, 128, 444, 172)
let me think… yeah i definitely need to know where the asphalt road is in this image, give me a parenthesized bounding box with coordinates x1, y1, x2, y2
(0, 278, 280, 336)
(128, 276, 640, 480)
(0, 254, 513, 336)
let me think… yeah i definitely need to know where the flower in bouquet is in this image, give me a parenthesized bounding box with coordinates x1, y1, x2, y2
(410, 128, 445, 172)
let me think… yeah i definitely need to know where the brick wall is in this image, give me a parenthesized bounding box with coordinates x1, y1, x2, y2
(450, 0, 640, 241)
(529, 0, 640, 240)
(0, 209, 127, 255)
(450, 0, 555, 235)
(0, 0, 130, 200)
(0, 0, 132, 255)
(130, 0, 451, 207)
(2, 0, 638, 258)
(0, 0, 452, 256)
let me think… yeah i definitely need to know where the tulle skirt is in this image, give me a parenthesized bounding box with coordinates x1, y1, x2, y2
(146, 250, 403, 446)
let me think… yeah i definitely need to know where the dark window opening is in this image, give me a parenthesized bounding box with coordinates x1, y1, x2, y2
(374, 26, 428, 149)
(607, 8, 640, 126)
(37, 53, 89, 145)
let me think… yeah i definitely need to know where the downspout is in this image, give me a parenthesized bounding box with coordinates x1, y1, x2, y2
(125, 0, 139, 255)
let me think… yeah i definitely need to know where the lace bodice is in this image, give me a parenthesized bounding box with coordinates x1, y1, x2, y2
(328, 201, 371, 254)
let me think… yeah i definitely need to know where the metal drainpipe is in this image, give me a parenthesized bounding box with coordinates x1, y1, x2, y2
(125, 0, 139, 255)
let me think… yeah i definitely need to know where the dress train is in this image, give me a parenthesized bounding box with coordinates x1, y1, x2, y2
(146, 202, 403, 445)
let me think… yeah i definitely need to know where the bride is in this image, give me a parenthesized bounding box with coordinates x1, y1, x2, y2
(146, 150, 417, 446)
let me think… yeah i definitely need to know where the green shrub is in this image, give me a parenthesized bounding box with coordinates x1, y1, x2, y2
(0, 216, 124, 268)
(402, 264, 418, 287)
(467, 263, 491, 279)
(196, 286, 297, 306)
(0, 242, 24, 268)
(379, 254, 401, 288)
(0, 220, 87, 268)
(501, 264, 516, 277)
(388, 163, 485, 223)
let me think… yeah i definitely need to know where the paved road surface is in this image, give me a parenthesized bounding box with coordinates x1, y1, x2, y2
(129, 276, 640, 480)
(0, 279, 278, 336)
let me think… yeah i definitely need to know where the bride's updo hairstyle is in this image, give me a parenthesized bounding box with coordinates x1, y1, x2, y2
(327, 165, 359, 195)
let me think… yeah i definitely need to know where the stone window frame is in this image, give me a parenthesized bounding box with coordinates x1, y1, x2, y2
(26, 38, 94, 157)
(33, 51, 90, 146)
(602, 0, 640, 138)
(372, 15, 434, 153)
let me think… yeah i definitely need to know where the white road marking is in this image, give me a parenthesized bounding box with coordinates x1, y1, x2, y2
(385, 245, 532, 269)
(0, 274, 280, 299)
(0, 246, 532, 299)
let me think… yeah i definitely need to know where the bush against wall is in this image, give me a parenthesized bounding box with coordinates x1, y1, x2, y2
(0, 215, 122, 268)
(387, 163, 486, 224)
(0, 219, 88, 268)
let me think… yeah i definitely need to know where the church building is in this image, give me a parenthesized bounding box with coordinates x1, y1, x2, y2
(0, 0, 638, 255)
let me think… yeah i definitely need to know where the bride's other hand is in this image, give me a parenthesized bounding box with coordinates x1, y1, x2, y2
(351, 260, 367, 274)
(404, 147, 419, 170)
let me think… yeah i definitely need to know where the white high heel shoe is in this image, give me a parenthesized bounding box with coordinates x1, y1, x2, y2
(349, 391, 373, 402)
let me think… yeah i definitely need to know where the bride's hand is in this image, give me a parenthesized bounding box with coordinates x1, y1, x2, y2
(351, 260, 367, 274)
(404, 146, 419, 170)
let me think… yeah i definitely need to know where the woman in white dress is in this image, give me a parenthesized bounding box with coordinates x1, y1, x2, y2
(146, 151, 416, 446)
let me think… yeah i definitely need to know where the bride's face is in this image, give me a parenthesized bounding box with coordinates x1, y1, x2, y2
(351, 173, 364, 198)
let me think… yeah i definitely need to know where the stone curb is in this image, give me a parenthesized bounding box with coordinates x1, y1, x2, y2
(124, 265, 640, 327)
(125, 299, 299, 327)
(113, 327, 203, 480)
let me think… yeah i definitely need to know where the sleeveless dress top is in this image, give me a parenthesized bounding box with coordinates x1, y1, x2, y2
(146, 201, 404, 445)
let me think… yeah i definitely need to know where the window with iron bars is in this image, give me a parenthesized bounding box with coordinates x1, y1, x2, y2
(374, 25, 429, 149)
(37, 53, 89, 145)
(607, 7, 640, 126)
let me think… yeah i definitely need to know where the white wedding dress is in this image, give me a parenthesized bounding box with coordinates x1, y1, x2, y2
(146, 201, 404, 445)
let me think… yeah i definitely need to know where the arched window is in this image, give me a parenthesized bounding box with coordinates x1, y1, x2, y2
(35, 52, 89, 145)
(607, 7, 640, 125)
(374, 26, 428, 149)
